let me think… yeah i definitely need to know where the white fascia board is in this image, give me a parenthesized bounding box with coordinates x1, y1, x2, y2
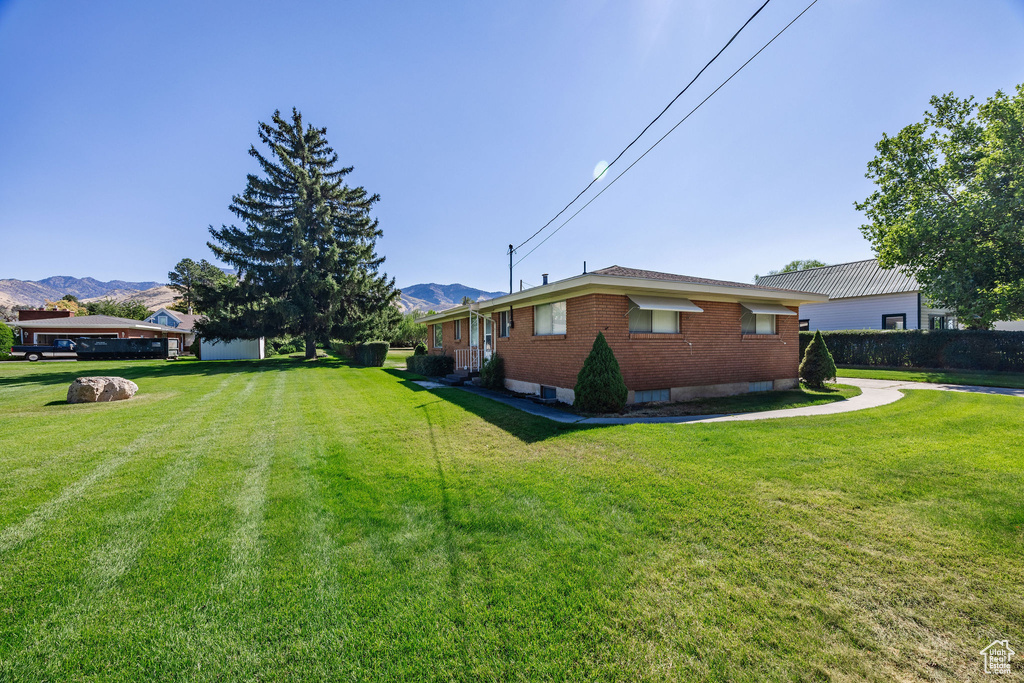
(417, 274, 826, 323)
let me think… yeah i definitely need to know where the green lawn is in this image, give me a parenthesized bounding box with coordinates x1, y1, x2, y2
(1, 358, 1021, 681)
(838, 365, 1024, 389)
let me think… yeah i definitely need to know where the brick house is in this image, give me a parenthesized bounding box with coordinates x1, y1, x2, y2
(415, 266, 828, 404)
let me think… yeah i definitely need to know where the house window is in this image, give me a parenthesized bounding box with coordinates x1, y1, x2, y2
(628, 309, 679, 333)
(634, 389, 670, 403)
(499, 311, 510, 337)
(929, 315, 946, 330)
(799, 319, 810, 331)
(534, 301, 566, 335)
(433, 324, 443, 348)
(882, 314, 906, 330)
(454, 319, 461, 341)
(741, 310, 776, 335)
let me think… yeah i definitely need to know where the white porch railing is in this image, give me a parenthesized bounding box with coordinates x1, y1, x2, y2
(455, 347, 483, 373)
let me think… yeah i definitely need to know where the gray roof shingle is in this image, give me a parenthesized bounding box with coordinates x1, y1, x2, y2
(591, 265, 814, 294)
(754, 259, 919, 299)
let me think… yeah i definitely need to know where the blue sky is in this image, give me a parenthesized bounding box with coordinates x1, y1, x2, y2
(1, 0, 1022, 292)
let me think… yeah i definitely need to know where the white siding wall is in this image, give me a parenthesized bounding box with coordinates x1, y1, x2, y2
(994, 320, 1024, 331)
(200, 338, 265, 360)
(799, 293, 920, 331)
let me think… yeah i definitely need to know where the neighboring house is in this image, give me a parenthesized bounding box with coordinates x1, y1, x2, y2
(10, 309, 187, 348)
(416, 265, 827, 404)
(755, 259, 957, 331)
(199, 337, 265, 361)
(144, 308, 202, 350)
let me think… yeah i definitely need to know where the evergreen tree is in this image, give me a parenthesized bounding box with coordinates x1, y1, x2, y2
(799, 330, 837, 389)
(574, 332, 628, 413)
(200, 109, 399, 358)
(168, 258, 226, 314)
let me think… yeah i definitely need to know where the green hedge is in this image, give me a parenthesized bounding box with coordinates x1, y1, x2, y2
(798, 330, 1024, 371)
(406, 354, 454, 377)
(354, 341, 390, 367)
(330, 341, 357, 358)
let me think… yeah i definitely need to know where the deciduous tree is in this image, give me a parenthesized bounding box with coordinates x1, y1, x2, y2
(855, 85, 1024, 328)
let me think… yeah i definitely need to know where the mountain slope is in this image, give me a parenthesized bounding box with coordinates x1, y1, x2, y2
(398, 283, 506, 313)
(0, 276, 166, 308)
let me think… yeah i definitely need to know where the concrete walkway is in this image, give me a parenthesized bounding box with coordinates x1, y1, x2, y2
(445, 376, 1023, 426)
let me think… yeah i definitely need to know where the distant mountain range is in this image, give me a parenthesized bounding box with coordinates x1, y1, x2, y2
(0, 276, 167, 309)
(0, 275, 503, 315)
(397, 283, 506, 314)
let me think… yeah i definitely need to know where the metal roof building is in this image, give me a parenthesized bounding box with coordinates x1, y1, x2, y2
(755, 259, 919, 299)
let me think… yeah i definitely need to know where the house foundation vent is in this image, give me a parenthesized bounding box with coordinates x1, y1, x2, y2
(748, 381, 773, 393)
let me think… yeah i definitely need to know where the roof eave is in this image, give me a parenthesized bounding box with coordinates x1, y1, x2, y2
(415, 273, 828, 324)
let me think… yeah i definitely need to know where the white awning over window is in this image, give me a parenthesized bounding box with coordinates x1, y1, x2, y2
(741, 302, 797, 316)
(627, 295, 703, 313)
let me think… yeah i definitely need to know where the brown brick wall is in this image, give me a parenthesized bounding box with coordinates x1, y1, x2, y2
(432, 293, 799, 391)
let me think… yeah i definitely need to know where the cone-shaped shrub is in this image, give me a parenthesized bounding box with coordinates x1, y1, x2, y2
(574, 332, 628, 413)
(799, 329, 837, 389)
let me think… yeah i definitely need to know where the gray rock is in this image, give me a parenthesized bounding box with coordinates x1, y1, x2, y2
(67, 376, 139, 403)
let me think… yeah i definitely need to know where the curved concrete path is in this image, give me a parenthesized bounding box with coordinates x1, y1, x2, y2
(442, 376, 1024, 426)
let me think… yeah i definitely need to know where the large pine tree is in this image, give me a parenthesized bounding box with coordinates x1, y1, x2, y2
(199, 109, 399, 359)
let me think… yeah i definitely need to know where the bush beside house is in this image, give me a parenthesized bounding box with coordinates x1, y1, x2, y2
(574, 332, 628, 413)
(479, 354, 505, 390)
(407, 354, 455, 377)
(799, 331, 837, 389)
(798, 330, 1024, 371)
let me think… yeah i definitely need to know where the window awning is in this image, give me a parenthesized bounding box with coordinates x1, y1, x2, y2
(741, 302, 797, 316)
(627, 295, 703, 313)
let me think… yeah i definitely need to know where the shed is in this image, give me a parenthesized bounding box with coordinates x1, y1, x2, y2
(199, 338, 266, 360)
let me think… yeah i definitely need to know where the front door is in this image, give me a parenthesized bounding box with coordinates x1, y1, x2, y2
(483, 318, 493, 360)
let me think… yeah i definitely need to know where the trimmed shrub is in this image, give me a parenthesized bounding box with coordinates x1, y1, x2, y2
(330, 340, 357, 358)
(479, 354, 505, 390)
(406, 354, 454, 376)
(192, 337, 202, 360)
(799, 330, 837, 389)
(0, 323, 13, 357)
(413, 342, 428, 356)
(355, 341, 389, 367)
(798, 329, 1024, 371)
(574, 332, 628, 413)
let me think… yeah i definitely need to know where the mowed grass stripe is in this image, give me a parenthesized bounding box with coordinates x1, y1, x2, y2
(2, 373, 265, 679)
(0, 376, 237, 554)
(1, 370, 272, 679)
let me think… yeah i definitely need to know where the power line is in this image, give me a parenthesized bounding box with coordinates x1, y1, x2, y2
(512, 0, 773, 255)
(513, 0, 820, 269)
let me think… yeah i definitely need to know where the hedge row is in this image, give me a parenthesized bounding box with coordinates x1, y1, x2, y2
(798, 330, 1024, 371)
(406, 354, 454, 377)
(354, 341, 390, 367)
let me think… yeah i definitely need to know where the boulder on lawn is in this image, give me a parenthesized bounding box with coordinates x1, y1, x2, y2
(67, 377, 139, 403)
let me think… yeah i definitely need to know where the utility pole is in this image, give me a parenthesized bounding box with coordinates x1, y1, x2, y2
(508, 244, 514, 295)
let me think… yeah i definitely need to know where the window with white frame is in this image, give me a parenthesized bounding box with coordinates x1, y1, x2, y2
(454, 319, 461, 340)
(499, 310, 510, 337)
(534, 301, 566, 335)
(433, 323, 443, 348)
(741, 310, 776, 334)
(628, 308, 679, 333)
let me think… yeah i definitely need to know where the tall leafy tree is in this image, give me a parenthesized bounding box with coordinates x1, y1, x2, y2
(855, 85, 1024, 328)
(755, 259, 827, 282)
(168, 258, 226, 314)
(199, 109, 399, 358)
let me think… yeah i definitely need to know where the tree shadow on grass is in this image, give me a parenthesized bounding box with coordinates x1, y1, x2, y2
(0, 355, 353, 389)
(384, 368, 595, 444)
